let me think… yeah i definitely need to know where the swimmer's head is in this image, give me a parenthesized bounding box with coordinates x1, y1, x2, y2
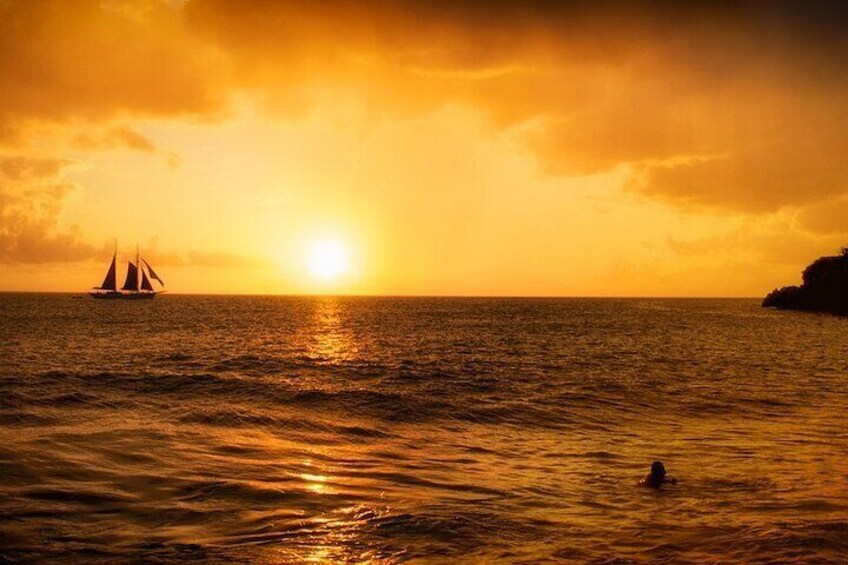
(650, 461, 666, 479)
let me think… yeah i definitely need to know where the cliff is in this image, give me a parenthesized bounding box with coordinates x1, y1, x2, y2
(762, 248, 848, 315)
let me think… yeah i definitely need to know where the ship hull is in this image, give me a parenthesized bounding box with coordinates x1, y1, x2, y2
(89, 291, 157, 300)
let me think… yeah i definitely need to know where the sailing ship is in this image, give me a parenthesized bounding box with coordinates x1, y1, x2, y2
(89, 245, 165, 299)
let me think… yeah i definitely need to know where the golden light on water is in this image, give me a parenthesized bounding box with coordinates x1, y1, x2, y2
(301, 472, 330, 494)
(308, 298, 358, 363)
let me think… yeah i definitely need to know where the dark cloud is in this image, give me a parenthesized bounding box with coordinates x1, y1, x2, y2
(0, 0, 227, 138)
(183, 0, 848, 212)
(3, 0, 848, 216)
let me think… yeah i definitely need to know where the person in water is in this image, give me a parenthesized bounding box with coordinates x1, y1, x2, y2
(640, 461, 677, 488)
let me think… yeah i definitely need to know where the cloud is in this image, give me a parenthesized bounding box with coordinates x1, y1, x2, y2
(0, 156, 74, 181)
(629, 138, 848, 213)
(0, 0, 227, 139)
(140, 238, 272, 268)
(666, 222, 844, 268)
(3, 0, 848, 217)
(0, 167, 272, 267)
(71, 125, 158, 153)
(797, 196, 848, 235)
(0, 156, 101, 263)
(182, 0, 848, 212)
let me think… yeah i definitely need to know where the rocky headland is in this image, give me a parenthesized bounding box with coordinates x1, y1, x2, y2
(762, 248, 848, 316)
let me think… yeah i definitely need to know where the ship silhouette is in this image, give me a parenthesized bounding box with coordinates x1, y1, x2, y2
(90, 244, 165, 299)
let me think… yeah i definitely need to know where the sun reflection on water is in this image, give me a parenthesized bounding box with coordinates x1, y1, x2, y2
(307, 298, 359, 364)
(260, 504, 401, 565)
(300, 472, 330, 494)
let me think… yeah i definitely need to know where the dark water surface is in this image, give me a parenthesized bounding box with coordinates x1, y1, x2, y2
(1, 294, 847, 563)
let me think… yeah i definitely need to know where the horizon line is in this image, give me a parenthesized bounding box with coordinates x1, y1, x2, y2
(0, 290, 763, 300)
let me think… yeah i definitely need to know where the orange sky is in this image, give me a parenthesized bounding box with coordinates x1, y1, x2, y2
(1, 0, 847, 296)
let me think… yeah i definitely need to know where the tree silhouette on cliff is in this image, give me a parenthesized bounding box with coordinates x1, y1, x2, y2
(763, 248, 848, 315)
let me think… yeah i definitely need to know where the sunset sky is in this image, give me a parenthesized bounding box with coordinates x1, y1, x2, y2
(2, 0, 847, 295)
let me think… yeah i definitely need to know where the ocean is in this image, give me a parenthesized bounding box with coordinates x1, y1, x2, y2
(1, 294, 847, 564)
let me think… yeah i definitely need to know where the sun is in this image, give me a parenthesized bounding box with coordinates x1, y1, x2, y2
(307, 239, 348, 281)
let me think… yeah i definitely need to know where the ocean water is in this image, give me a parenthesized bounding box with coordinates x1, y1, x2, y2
(1, 294, 847, 564)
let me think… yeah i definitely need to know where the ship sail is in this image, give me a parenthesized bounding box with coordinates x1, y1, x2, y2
(140, 270, 154, 291)
(98, 253, 117, 291)
(121, 262, 139, 291)
(142, 259, 164, 285)
(90, 245, 164, 299)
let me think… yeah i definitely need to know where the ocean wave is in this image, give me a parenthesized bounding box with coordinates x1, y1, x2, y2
(3, 295, 848, 563)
